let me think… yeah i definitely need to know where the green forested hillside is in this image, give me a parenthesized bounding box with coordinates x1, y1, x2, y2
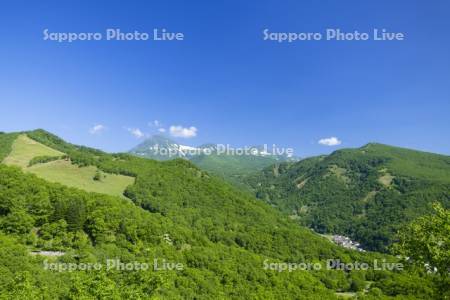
(245, 143, 450, 253)
(0, 132, 19, 161)
(0, 131, 443, 299)
(189, 153, 280, 183)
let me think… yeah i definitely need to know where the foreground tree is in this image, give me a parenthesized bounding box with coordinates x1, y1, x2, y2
(394, 202, 449, 298)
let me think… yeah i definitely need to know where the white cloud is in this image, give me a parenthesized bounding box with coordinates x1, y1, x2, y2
(149, 120, 163, 127)
(148, 120, 167, 134)
(318, 137, 342, 146)
(169, 125, 197, 138)
(89, 124, 106, 135)
(127, 128, 145, 139)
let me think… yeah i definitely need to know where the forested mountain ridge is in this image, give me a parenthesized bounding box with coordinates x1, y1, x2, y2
(245, 143, 450, 252)
(0, 131, 443, 298)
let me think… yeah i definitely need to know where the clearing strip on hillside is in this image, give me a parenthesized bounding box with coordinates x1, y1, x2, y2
(3, 134, 134, 198)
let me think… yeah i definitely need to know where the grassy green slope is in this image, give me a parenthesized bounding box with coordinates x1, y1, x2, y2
(28, 160, 134, 197)
(3, 133, 134, 198)
(3, 134, 64, 168)
(245, 143, 450, 252)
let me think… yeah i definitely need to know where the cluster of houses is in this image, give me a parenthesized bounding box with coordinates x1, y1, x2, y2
(332, 235, 365, 252)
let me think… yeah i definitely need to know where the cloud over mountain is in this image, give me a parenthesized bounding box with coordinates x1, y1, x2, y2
(127, 128, 145, 138)
(89, 124, 106, 135)
(318, 137, 342, 146)
(170, 125, 197, 138)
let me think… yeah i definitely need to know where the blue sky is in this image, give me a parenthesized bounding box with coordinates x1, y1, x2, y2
(0, 0, 449, 157)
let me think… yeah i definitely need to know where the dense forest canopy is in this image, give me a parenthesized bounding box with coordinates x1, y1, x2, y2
(0, 130, 446, 299)
(244, 143, 450, 253)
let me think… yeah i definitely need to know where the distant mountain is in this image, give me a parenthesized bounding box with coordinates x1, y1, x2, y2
(244, 143, 450, 252)
(189, 153, 281, 182)
(129, 134, 196, 160)
(129, 134, 299, 180)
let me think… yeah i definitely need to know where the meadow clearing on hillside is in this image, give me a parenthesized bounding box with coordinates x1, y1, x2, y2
(2, 134, 63, 167)
(3, 134, 134, 198)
